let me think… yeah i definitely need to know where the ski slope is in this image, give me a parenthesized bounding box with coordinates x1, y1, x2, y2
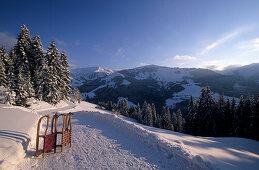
(0, 101, 259, 169)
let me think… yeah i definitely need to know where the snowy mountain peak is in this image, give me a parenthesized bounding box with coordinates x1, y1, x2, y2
(95, 66, 114, 74)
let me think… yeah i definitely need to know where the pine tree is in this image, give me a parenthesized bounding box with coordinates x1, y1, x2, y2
(59, 50, 71, 100)
(13, 25, 35, 105)
(244, 95, 253, 138)
(235, 95, 245, 137)
(196, 86, 216, 136)
(136, 103, 142, 122)
(142, 101, 153, 126)
(0, 57, 6, 87)
(224, 98, 232, 136)
(72, 87, 82, 103)
(162, 106, 173, 130)
(172, 111, 177, 131)
(151, 103, 158, 127)
(185, 96, 197, 134)
(30, 35, 49, 100)
(0, 46, 11, 87)
(176, 109, 184, 132)
(44, 40, 62, 104)
(215, 95, 226, 136)
(118, 99, 129, 116)
(230, 98, 237, 136)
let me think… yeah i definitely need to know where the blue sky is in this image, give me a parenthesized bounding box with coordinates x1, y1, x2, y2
(1, 0, 259, 70)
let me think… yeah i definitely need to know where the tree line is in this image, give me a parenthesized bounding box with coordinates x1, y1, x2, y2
(98, 99, 184, 133)
(185, 86, 259, 140)
(0, 25, 71, 106)
(99, 86, 259, 140)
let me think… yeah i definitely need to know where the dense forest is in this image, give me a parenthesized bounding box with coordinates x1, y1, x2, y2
(99, 86, 259, 141)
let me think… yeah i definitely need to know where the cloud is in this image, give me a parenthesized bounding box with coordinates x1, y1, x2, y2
(0, 32, 16, 49)
(196, 60, 246, 71)
(138, 62, 149, 67)
(201, 29, 242, 55)
(172, 55, 196, 60)
(237, 37, 259, 53)
(251, 38, 259, 51)
(55, 38, 67, 46)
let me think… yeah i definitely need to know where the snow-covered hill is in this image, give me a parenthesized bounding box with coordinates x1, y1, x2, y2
(70, 66, 114, 86)
(1, 101, 259, 169)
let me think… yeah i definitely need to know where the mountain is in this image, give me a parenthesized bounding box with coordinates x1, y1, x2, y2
(70, 66, 113, 86)
(70, 64, 259, 114)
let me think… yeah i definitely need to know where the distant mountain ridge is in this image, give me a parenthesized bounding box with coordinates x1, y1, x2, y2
(70, 63, 259, 114)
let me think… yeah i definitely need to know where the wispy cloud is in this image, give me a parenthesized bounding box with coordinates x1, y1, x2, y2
(237, 37, 259, 53)
(0, 32, 16, 49)
(138, 62, 149, 67)
(172, 55, 196, 60)
(197, 60, 246, 71)
(201, 29, 242, 55)
(55, 38, 67, 46)
(114, 48, 126, 58)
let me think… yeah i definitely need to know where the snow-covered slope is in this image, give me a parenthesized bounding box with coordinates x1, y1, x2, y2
(1, 101, 259, 169)
(70, 67, 114, 86)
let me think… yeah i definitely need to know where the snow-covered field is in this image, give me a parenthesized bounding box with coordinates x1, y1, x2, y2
(0, 101, 259, 169)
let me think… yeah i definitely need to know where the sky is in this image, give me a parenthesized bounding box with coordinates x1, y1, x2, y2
(1, 0, 259, 70)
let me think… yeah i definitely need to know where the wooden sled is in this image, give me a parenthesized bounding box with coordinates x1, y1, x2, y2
(35, 112, 73, 158)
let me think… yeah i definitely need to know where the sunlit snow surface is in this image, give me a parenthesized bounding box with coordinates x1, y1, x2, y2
(1, 101, 259, 169)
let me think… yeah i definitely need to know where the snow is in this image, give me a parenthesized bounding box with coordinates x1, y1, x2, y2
(166, 81, 201, 108)
(121, 79, 131, 86)
(1, 101, 259, 170)
(0, 104, 38, 170)
(134, 66, 190, 83)
(101, 72, 124, 82)
(70, 67, 114, 87)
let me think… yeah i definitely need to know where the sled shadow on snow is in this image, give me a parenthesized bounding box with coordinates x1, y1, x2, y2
(0, 130, 34, 157)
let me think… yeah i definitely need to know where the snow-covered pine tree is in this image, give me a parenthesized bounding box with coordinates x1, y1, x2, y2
(118, 99, 129, 116)
(0, 46, 12, 87)
(13, 25, 35, 105)
(196, 86, 216, 136)
(44, 40, 62, 104)
(59, 51, 71, 100)
(151, 103, 158, 127)
(128, 106, 136, 118)
(72, 87, 82, 103)
(176, 109, 184, 132)
(30, 35, 49, 100)
(0, 57, 6, 87)
(5, 49, 17, 104)
(136, 103, 142, 123)
(172, 111, 177, 131)
(162, 106, 173, 130)
(15, 66, 29, 106)
(142, 102, 153, 126)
